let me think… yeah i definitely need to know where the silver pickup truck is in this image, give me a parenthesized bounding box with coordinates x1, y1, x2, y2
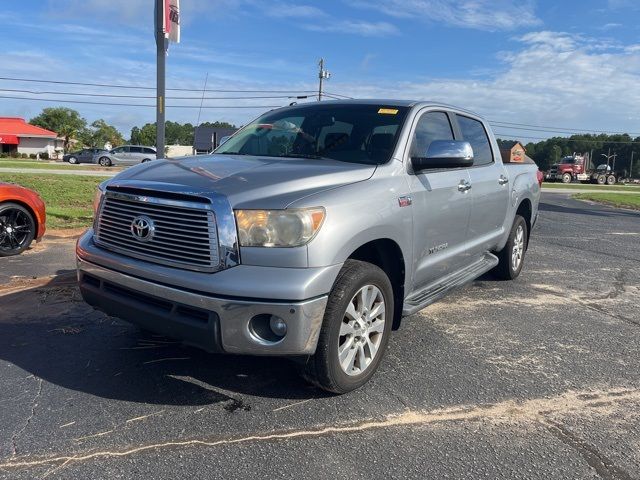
(77, 100, 540, 393)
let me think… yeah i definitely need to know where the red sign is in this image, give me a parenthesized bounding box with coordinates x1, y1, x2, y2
(0, 135, 19, 144)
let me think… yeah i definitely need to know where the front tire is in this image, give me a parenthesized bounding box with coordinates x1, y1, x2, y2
(303, 260, 393, 394)
(68, 156, 78, 164)
(493, 215, 528, 280)
(99, 157, 112, 167)
(0, 203, 36, 257)
(561, 172, 572, 184)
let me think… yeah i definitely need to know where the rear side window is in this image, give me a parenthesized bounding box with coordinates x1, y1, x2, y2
(144, 147, 156, 154)
(130, 146, 143, 153)
(410, 111, 454, 158)
(456, 115, 493, 166)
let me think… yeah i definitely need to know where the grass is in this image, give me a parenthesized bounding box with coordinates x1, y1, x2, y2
(1, 173, 104, 229)
(542, 182, 640, 191)
(0, 159, 112, 170)
(573, 192, 640, 210)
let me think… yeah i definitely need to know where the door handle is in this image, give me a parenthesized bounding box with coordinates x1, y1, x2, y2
(458, 180, 472, 192)
(498, 175, 509, 185)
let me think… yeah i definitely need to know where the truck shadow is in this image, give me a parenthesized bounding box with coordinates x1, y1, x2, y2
(539, 199, 640, 217)
(0, 275, 328, 407)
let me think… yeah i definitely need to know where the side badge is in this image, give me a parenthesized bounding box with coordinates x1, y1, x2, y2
(398, 196, 412, 207)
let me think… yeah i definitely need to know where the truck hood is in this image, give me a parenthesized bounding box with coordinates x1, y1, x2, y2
(105, 154, 376, 209)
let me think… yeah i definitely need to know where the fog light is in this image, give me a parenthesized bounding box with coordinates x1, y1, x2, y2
(269, 316, 287, 337)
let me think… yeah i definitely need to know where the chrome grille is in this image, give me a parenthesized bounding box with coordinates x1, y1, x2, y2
(95, 192, 219, 272)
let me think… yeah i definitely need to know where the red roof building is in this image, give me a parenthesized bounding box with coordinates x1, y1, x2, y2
(0, 117, 63, 157)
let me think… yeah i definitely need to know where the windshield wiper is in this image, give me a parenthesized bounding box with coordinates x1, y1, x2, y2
(278, 153, 324, 160)
(215, 152, 254, 156)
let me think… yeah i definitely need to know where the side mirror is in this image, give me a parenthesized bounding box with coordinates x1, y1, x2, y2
(411, 140, 474, 172)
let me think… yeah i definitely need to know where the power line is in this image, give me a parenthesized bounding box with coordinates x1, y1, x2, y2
(0, 87, 315, 101)
(490, 120, 640, 136)
(0, 95, 282, 109)
(494, 132, 640, 145)
(0, 76, 317, 94)
(490, 124, 640, 136)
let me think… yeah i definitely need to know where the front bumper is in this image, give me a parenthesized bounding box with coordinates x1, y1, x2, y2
(78, 257, 328, 355)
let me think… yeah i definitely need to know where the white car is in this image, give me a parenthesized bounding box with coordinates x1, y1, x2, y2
(96, 145, 157, 167)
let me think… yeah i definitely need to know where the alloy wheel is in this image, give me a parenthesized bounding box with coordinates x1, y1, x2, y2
(0, 208, 33, 253)
(511, 224, 525, 271)
(338, 284, 386, 376)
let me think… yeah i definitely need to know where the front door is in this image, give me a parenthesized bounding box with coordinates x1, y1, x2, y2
(455, 114, 509, 256)
(407, 110, 473, 289)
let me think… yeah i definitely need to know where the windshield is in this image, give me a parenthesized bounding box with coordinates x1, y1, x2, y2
(215, 103, 410, 165)
(560, 157, 576, 164)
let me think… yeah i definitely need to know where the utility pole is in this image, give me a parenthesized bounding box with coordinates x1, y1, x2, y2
(318, 58, 331, 101)
(630, 151, 635, 179)
(155, 0, 167, 159)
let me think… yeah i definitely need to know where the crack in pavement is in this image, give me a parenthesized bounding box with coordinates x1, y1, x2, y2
(9, 377, 43, 456)
(528, 283, 640, 328)
(544, 419, 635, 480)
(1, 387, 639, 475)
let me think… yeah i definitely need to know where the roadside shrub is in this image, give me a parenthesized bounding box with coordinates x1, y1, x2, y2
(10, 151, 19, 158)
(29, 153, 37, 159)
(21, 153, 29, 159)
(40, 152, 49, 160)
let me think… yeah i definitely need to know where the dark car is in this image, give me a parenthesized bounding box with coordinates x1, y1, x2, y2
(63, 148, 108, 164)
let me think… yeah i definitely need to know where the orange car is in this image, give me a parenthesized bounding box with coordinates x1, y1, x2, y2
(0, 182, 46, 256)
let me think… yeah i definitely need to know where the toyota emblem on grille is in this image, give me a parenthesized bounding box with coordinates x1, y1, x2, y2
(130, 215, 155, 242)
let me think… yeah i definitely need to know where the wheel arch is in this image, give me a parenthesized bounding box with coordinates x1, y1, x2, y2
(346, 238, 405, 330)
(515, 198, 533, 246)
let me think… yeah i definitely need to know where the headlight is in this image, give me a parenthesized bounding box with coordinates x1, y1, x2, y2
(93, 186, 105, 215)
(235, 208, 325, 247)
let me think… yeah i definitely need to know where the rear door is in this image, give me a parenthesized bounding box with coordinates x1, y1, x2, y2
(129, 146, 145, 163)
(455, 114, 509, 256)
(407, 110, 473, 288)
(78, 149, 92, 163)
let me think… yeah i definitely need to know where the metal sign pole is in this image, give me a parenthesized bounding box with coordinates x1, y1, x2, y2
(155, 0, 167, 159)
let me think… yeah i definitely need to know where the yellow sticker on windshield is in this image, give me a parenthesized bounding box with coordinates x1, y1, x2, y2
(378, 108, 399, 115)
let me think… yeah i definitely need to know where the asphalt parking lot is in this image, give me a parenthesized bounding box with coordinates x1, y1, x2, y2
(0, 193, 638, 480)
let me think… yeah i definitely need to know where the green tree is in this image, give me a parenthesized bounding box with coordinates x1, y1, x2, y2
(85, 119, 125, 148)
(30, 107, 87, 152)
(130, 123, 156, 146)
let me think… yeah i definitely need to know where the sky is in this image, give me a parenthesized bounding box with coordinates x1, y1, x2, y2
(2, 0, 640, 142)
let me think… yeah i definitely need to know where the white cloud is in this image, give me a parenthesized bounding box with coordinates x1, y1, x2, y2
(304, 20, 399, 36)
(347, 0, 540, 31)
(258, 2, 326, 18)
(325, 31, 640, 137)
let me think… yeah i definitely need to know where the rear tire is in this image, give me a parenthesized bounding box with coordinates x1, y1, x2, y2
(302, 260, 393, 394)
(141, 158, 152, 163)
(493, 215, 528, 281)
(606, 175, 616, 185)
(597, 175, 606, 185)
(99, 157, 111, 167)
(0, 203, 36, 257)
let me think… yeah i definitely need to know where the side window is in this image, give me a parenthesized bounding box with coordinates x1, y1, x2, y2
(144, 147, 156, 154)
(456, 115, 493, 166)
(130, 146, 143, 153)
(410, 112, 454, 158)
